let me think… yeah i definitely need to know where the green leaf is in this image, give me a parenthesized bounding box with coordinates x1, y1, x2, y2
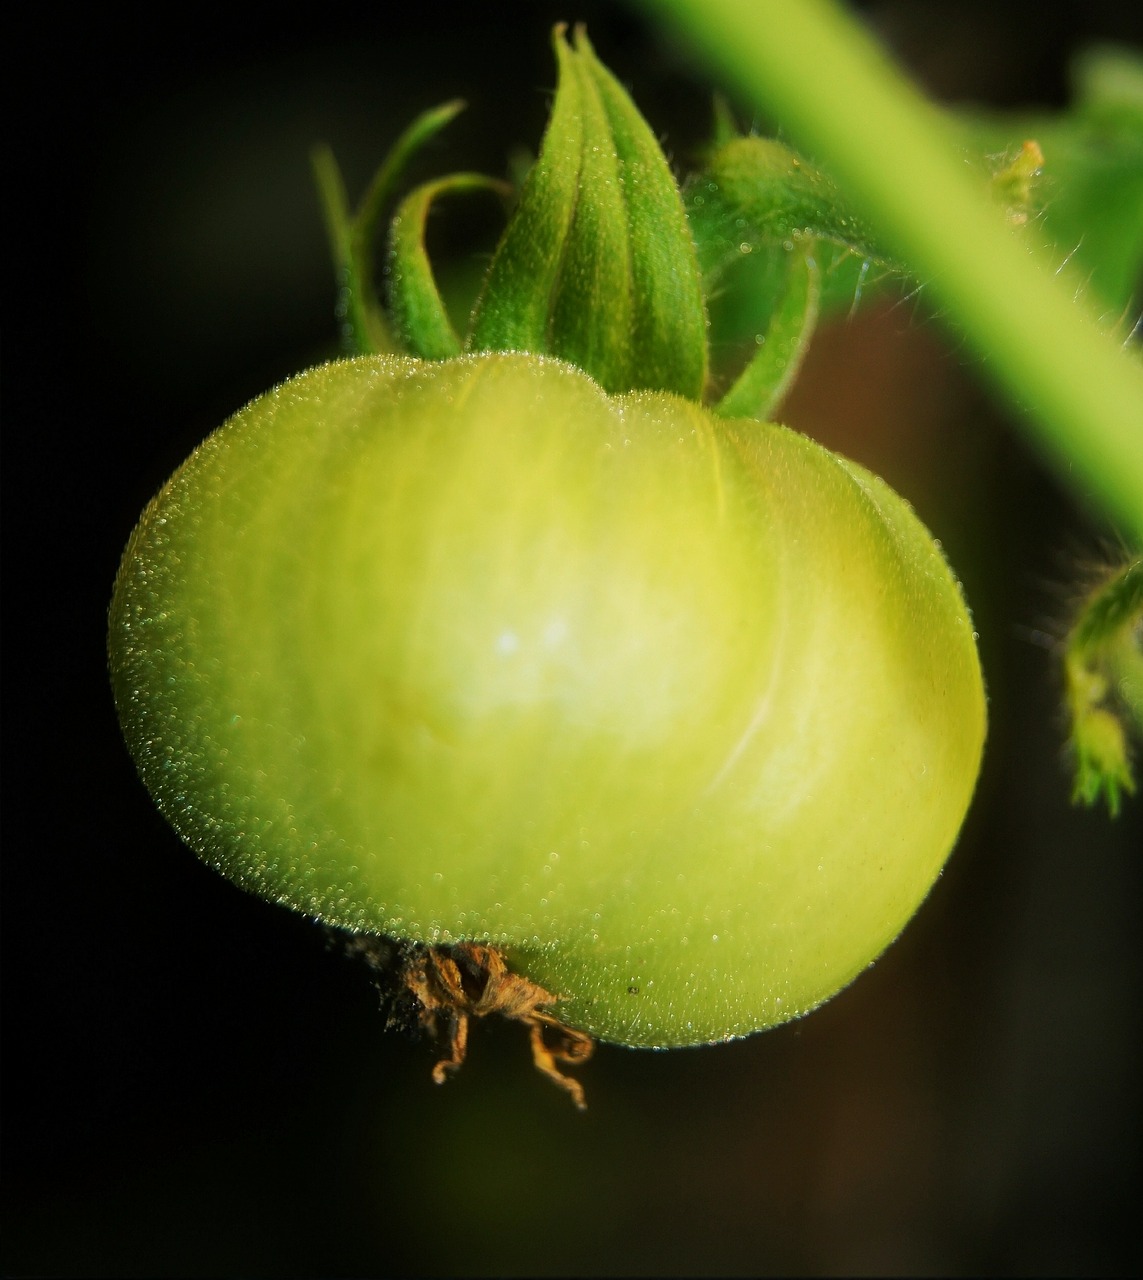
(388, 174, 510, 361)
(467, 25, 707, 397)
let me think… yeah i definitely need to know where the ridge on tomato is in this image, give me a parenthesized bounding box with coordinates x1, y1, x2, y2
(109, 353, 986, 1049)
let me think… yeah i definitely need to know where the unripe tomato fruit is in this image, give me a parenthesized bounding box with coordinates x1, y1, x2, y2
(109, 353, 985, 1048)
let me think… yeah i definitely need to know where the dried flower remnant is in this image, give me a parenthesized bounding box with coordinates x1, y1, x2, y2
(402, 942, 594, 1110)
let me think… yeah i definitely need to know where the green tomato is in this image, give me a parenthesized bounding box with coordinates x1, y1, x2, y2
(109, 352, 985, 1048)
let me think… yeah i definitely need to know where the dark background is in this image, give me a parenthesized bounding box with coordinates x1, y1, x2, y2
(5, 1, 1141, 1275)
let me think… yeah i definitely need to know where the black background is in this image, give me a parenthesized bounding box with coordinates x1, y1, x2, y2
(5, 2, 1142, 1275)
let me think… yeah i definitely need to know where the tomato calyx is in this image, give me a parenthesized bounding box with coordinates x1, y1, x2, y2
(311, 26, 878, 418)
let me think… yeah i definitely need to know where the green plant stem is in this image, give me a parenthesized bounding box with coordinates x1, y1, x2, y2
(645, 0, 1143, 542)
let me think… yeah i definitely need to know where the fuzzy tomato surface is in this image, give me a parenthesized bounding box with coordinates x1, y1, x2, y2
(109, 353, 985, 1047)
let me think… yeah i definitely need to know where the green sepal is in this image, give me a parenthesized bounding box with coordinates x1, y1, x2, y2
(312, 99, 467, 355)
(388, 174, 510, 360)
(1065, 557, 1143, 816)
(715, 243, 821, 420)
(467, 25, 707, 398)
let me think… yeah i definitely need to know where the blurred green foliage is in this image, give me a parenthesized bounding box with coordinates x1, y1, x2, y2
(956, 44, 1143, 317)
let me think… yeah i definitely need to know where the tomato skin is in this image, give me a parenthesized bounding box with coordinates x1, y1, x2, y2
(109, 353, 985, 1048)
